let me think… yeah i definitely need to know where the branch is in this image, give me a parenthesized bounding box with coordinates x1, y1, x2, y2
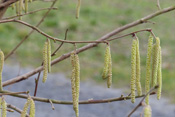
(3, 7, 58, 20)
(2, 5, 175, 87)
(7, 104, 29, 117)
(127, 85, 158, 117)
(157, 0, 161, 10)
(0, 90, 156, 105)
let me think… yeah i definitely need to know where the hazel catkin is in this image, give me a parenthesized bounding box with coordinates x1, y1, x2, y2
(145, 35, 153, 105)
(76, 0, 81, 19)
(0, 50, 4, 91)
(2, 98, 7, 117)
(144, 105, 152, 117)
(21, 98, 30, 117)
(135, 38, 142, 96)
(107, 50, 112, 88)
(42, 42, 48, 83)
(157, 46, 162, 100)
(47, 39, 51, 73)
(130, 39, 137, 103)
(70, 52, 80, 117)
(151, 37, 160, 87)
(102, 45, 110, 79)
(29, 98, 35, 117)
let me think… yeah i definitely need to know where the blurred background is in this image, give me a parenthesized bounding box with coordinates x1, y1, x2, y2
(0, 0, 175, 116)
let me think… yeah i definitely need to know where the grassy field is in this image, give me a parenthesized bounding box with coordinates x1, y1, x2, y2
(0, 0, 175, 102)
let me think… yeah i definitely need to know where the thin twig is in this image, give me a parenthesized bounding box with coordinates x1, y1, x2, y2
(3, 7, 58, 20)
(0, 90, 156, 105)
(7, 104, 29, 117)
(2, 6, 175, 87)
(49, 99, 55, 110)
(33, 29, 68, 96)
(0, 91, 27, 96)
(157, 0, 161, 10)
(127, 85, 158, 117)
(4, 0, 58, 60)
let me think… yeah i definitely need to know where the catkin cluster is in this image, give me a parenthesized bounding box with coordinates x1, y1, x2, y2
(21, 97, 35, 117)
(70, 52, 80, 117)
(0, 50, 4, 91)
(42, 39, 52, 83)
(12, 0, 32, 19)
(145, 36, 162, 105)
(130, 38, 142, 103)
(102, 44, 112, 88)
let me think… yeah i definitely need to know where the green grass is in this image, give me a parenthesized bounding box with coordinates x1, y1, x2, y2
(0, 0, 175, 102)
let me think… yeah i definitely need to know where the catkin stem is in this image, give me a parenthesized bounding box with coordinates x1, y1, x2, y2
(76, 0, 81, 19)
(145, 35, 153, 105)
(157, 47, 162, 100)
(0, 50, 4, 91)
(135, 38, 142, 96)
(130, 39, 137, 103)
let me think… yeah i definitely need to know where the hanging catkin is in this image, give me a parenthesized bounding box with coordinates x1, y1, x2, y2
(107, 48, 112, 88)
(145, 35, 153, 105)
(16, 1, 20, 16)
(151, 37, 160, 87)
(2, 98, 6, 117)
(102, 45, 110, 79)
(42, 41, 48, 83)
(47, 39, 51, 73)
(70, 52, 80, 117)
(76, 0, 81, 19)
(21, 98, 30, 117)
(29, 98, 35, 117)
(25, 0, 28, 13)
(0, 50, 4, 91)
(144, 105, 152, 117)
(130, 39, 137, 103)
(157, 46, 162, 100)
(135, 38, 142, 96)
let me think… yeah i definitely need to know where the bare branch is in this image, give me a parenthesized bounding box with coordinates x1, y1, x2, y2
(0, 90, 156, 105)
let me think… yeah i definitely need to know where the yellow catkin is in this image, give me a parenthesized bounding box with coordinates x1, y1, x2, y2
(0, 50, 4, 91)
(29, 98, 35, 117)
(157, 46, 162, 100)
(18, 0, 23, 20)
(151, 37, 160, 87)
(42, 42, 48, 83)
(16, 1, 20, 15)
(76, 0, 81, 19)
(74, 54, 80, 117)
(47, 39, 51, 73)
(2, 98, 6, 117)
(135, 38, 142, 96)
(144, 105, 152, 117)
(145, 35, 153, 105)
(70, 52, 78, 116)
(102, 45, 110, 79)
(107, 49, 112, 88)
(25, 0, 28, 13)
(130, 39, 137, 103)
(21, 98, 30, 117)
